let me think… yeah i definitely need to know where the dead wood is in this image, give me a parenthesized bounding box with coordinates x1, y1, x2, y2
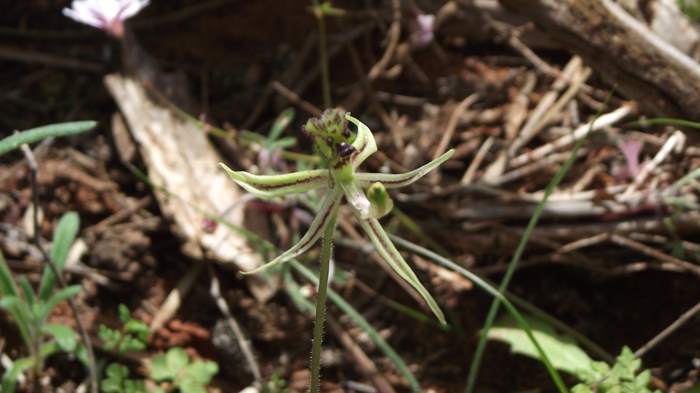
(104, 75, 276, 302)
(499, 0, 700, 120)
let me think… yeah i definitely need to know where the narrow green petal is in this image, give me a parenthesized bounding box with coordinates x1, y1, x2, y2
(355, 214, 446, 324)
(345, 114, 377, 168)
(220, 163, 329, 198)
(355, 149, 454, 189)
(241, 189, 343, 275)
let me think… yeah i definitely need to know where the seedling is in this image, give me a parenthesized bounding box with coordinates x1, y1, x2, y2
(101, 363, 148, 393)
(99, 304, 150, 353)
(0, 213, 83, 393)
(573, 347, 661, 393)
(149, 347, 218, 393)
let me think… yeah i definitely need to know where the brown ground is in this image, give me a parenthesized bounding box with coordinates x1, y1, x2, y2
(1, 1, 700, 392)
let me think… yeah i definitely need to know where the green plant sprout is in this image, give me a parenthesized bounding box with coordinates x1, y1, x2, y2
(99, 304, 150, 353)
(0, 212, 83, 393)
(572, 347, 661, 393)
(101, 364, 148, 393)
(221, 109, 453, 392)
(149, 347, 218, 393)
(98, 304, 151, 393)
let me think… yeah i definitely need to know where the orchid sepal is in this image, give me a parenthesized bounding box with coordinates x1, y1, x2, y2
(219, 163, 329, 199)
(354, 212, 446, 324)
(355, 149, 455, 189)
(346, 114, 377, 168)
(240, 188, 343, 275)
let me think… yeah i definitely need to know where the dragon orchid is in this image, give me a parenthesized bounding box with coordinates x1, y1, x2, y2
(221, 110, 452, 324)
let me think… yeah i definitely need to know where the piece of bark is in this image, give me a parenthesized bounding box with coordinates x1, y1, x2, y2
(499, 0, 700, 120)
(104, 74, 275, 301)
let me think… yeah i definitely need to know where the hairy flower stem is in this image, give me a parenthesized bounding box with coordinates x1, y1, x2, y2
(309, 214, 337, 393)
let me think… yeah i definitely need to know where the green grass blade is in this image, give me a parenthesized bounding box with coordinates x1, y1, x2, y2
(463, 106, 615, 392)
(392, 233, 614, 375)
(390, 235, 569, 393)
(39, 212, 80, 301)
(624, 117, 700, 129)
(464, 142, 587, 392)
(0, 121, 96, 156)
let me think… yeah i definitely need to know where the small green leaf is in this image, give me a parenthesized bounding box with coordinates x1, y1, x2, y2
(99, 324, 121, 351)
(118, 304, 131, 323)
(17, 276, 35, 309)
(185, 360, 218, 384)
(38, 284, 81, 322)
(43, 323, 77, 351)
(178, 379, 207, 393)
(166, 347, 189, 371)
(1, 356, 35, 393)
(0, 295, 32, 329)
(487, 315, 594, 378)
(101, 363, 147, 393)
(149, 354, 171, 381)
(0, 121, 96, 157)
(39, 212, 80, 301)
(0, 251, 19, 297)
(150, 347, 189, 381)
(268, 108, 295, 143)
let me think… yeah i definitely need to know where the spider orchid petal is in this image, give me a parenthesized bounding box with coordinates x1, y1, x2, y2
(346, 114, 377, 168)
(242, 188, 343, 275)
(220, 164, 329, 199)
(355, 149, 454, 189)
(355, 213, 446, 324)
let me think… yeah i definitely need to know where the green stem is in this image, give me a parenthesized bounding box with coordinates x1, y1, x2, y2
(309, 214, 337, 393)
(311, 1, 332, 108)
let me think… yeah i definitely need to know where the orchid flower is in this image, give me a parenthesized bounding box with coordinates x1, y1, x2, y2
(410, 14, 436, 48)
(62, 0, 150, 38)
(220, 110, 453, 324)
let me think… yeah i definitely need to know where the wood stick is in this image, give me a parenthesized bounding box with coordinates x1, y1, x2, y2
(500, 0, 700, 120)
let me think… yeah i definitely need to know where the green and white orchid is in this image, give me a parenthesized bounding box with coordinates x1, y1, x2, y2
(220, 110, 453, 324)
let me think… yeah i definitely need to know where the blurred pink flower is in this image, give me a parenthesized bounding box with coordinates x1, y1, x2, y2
(617, 138, 643, 178)
(411, 14, 435, 48)
(63, 0, 150, 38)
